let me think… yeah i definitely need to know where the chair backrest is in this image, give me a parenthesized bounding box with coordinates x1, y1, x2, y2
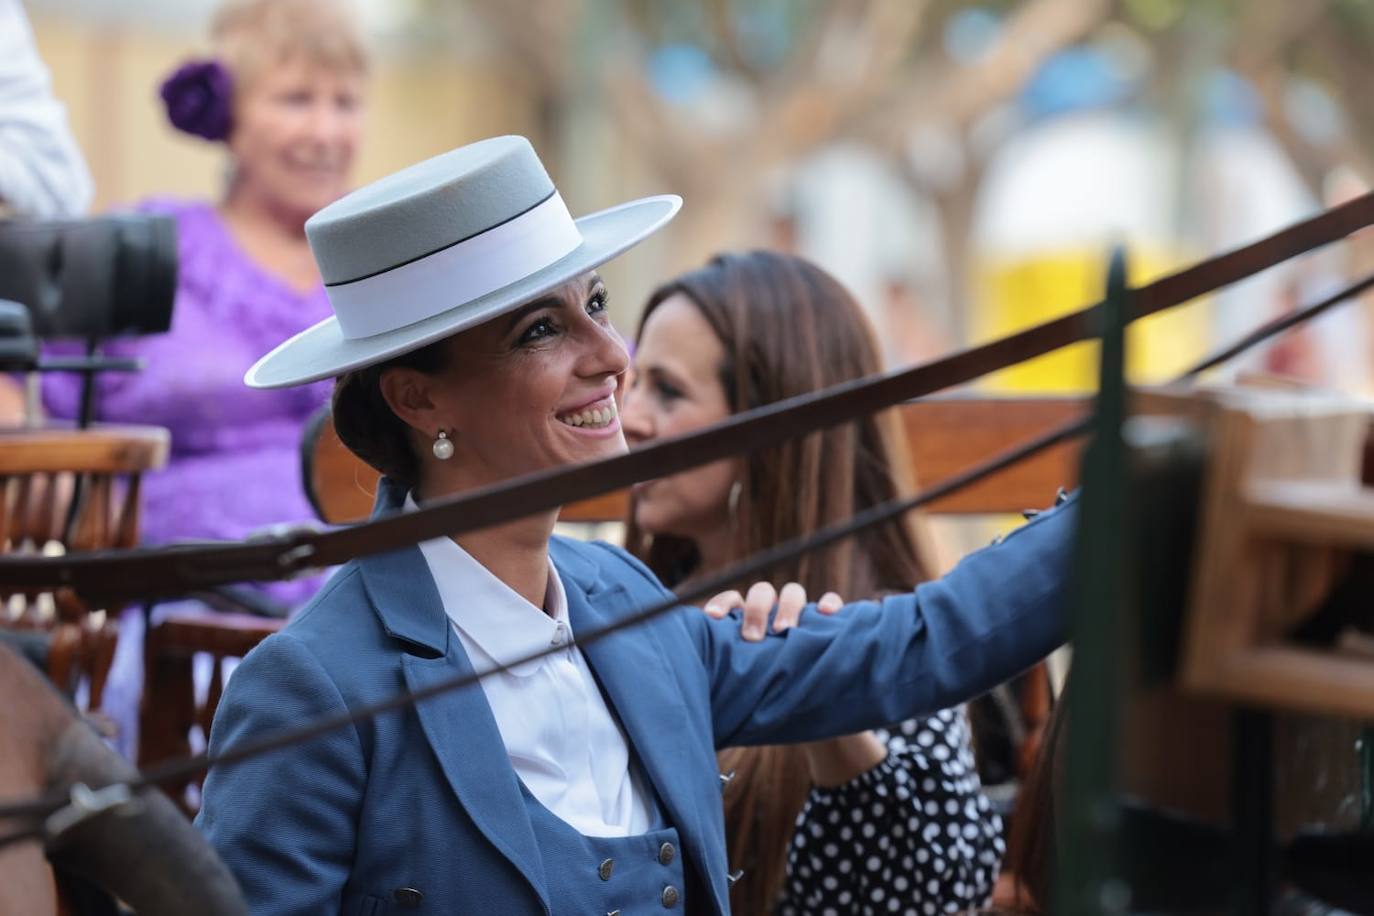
(140, 610, 284, 812)
(300, 396, 1087, 525)
(300, 403, 377, 524)
(0, 423, 168, 717)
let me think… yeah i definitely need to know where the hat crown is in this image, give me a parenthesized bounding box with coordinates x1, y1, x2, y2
(305, 135, 556, 286)
(244, 134, 680, 390)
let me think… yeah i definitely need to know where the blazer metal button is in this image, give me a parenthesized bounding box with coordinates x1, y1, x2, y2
(598, 858, 615, 881)
(661, 885, 680, 908)
(393, 887, 424, 907)
(658, 842, 675, 866)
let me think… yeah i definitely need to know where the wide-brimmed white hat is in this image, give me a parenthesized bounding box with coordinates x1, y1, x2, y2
(245, 136, 681, 388)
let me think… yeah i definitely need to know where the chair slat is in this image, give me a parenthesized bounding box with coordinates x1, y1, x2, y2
(0, 424, 167, 757)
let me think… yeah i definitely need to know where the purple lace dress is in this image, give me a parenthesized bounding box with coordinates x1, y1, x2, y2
(43, 198, 336, 755)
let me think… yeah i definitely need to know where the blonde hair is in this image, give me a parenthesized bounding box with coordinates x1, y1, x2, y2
(211, 0, 368, 92)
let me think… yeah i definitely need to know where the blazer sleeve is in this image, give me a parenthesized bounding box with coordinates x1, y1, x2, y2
(628, 495, 1076, 749)
(195, 632, 366, 916)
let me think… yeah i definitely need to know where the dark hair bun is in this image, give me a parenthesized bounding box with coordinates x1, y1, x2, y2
(330, 339, 449, 488)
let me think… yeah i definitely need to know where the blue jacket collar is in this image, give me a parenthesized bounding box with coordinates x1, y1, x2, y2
(359, 478, 609, 653)
(357, 478, 714, 912)
(548, 534, 607, 596)
(356, 477, 450, 655)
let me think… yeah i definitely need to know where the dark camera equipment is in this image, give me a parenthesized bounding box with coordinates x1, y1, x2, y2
(0, 300, 38, 373)
(0, 214, 178, 425)
(0, 214, 177, 339)
(0, 215, 178, 553)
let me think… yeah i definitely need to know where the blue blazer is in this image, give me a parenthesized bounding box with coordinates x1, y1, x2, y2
(197, 479, 1075, 915)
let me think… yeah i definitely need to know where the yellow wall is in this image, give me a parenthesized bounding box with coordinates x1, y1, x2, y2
(972, 247, 1211, 392)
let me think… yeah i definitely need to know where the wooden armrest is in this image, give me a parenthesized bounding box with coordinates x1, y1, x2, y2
(1245, 480, 1374, 548)
(0, 423, 169, 474)
(150, 611, 283, 658)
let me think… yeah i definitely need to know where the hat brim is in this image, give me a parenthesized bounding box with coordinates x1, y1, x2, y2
(244, 194, 681, 389)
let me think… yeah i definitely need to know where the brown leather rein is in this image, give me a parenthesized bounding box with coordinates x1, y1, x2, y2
(4, 190, 1374, 601)
(2, 261, 1372, 843)
(3, 210, 1374, 842)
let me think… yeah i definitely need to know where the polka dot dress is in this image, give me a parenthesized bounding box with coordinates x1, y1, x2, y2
(776, 709, 1004, 915)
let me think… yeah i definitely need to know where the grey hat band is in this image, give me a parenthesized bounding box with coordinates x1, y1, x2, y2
(325, 189, 560, 287)
(327, 191, 582, 340)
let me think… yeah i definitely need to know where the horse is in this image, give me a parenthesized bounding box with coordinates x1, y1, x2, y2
(0, 640, 247, 915)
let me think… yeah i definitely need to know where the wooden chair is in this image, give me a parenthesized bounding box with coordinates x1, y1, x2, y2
(0, 423, 168, 726)
(139, 610, 284, 810)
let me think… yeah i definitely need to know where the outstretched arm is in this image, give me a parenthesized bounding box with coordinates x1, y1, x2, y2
(692, 495, 1076, 749)
(196, 634, 365, 916)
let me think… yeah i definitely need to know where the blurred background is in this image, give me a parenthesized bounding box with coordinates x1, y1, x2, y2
(25, 0, 1374, 394)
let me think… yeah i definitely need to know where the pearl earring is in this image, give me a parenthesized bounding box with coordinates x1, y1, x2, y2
(432, 430, 454, 460)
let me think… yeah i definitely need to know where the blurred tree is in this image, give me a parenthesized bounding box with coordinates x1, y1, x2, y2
(404, 0, 1374, 334)
(423, 0, 1107, 326)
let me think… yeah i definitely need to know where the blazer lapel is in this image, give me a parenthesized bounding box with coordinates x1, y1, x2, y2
(553, 545, 709, 871)
(358, 542, 549, 912)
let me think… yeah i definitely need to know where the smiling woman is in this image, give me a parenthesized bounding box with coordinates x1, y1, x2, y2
(39, 0, 371, 759)
(334, 273, 629, 502)
(194, 135, 1079, 916)
(622, 252, 1004, 915)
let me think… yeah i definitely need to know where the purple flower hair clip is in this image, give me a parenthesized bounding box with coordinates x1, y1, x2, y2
(159, 58, 234, 142)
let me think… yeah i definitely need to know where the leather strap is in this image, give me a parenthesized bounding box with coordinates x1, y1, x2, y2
(5, 191, 1374, 598)
(2, 261, 1373, 837)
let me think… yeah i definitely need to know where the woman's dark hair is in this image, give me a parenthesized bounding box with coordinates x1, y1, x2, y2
(331, 338, 448, 488)
(625, 250, 938, 914)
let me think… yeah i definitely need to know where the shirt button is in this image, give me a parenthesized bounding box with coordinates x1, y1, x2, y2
(661, 885, 680, 908)
(598, 858, 615, 881)
(393, 887, 424, 907)
(658, 842, 675, 866)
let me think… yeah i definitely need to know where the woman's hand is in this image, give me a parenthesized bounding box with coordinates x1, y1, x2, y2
(702, 582, 844, 641)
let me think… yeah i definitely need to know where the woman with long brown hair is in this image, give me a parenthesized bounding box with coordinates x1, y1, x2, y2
(622, 250, 1004, 914)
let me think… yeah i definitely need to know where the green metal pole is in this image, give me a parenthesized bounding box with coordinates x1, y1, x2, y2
(1055, 248, 1132, 916)
(1361, 726, 1374, 830)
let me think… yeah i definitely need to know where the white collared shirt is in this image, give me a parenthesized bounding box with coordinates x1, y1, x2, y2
(407, 495, 656, 837)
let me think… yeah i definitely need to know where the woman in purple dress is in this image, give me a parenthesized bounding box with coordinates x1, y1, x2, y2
(42, 0, 369, 756)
